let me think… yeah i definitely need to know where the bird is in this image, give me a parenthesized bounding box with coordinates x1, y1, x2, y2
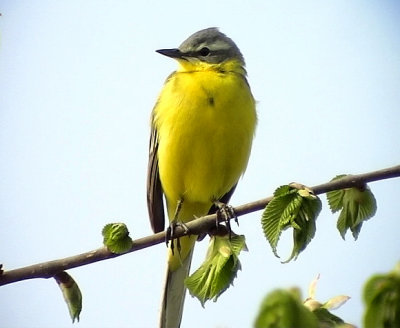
(147, 27, 257, 328)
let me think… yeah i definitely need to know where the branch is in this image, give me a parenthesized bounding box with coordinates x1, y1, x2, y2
(1, 164, 399, 287)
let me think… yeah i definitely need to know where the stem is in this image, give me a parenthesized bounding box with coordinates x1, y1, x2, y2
(1, 164, 399, 286)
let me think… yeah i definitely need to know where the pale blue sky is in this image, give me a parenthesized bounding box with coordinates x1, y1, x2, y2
(1, 1, 400, 327)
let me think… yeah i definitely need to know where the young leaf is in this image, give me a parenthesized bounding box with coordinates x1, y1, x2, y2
(323, 295, 351, 311)
(54, 271, 82, 323)
(363, 262, 400, 328)
(261, 186, 297, 256)
(326, 175, 347, 212)
(304, 275, 353, 327)
(285, 191, 321, 263)
(102, 223, 133, 254)
(261, 184, 322, 262)
(327, 177, 377, 239)
(185, 234, 246, 306)
(254, 289, 318, 328)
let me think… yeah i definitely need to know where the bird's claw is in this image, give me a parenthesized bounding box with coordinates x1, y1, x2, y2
(214, 201, 238, 239)
(166, 221, 189, 255)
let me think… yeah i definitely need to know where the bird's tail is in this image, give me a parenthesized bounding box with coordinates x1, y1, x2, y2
(159, 235, 197, 328)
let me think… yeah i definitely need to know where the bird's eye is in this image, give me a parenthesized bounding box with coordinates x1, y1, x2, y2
(199, 47, 210, 56)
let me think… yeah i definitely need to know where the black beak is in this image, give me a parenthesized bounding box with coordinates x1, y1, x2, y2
(156, 48, 184, 59)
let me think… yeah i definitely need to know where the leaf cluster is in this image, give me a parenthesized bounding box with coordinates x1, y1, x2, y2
(363, 263, 400, 328)
(185, 233, 247, 306)
(327, 175, 377, 239)
(254, 287, 353, 328)
(261, 184, 322, 262)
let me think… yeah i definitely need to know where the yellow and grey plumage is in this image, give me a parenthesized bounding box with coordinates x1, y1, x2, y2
(147, 27, 257, 328)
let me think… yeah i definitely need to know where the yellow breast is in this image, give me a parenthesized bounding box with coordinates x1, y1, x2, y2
(153, 60, 256, 220)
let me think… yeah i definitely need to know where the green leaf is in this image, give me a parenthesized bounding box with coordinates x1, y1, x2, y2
(185, 234, 246, 306)
(285, 192, 321, 263)
(327, 180, 377, 240)
(261, 184, 322, 262)
(313, 308, 346, 327)
(274, 184, 293, 197)
(326, 175, 348, 213)
(102, 223, 133, 254)
(261, 186, 297, 256)
(363, 263, 400, 328)
(254, 289, 318, 328)
(54, 272, 82, 323)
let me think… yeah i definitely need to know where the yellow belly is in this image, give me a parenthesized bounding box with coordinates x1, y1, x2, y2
(153, 68, 256, 222)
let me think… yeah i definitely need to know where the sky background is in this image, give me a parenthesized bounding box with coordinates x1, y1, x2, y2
(1, 1, 400, 327)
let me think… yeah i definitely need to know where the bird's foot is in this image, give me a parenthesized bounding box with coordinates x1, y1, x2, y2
(213, 201, 238, 238)
(166, 221, 189, 255)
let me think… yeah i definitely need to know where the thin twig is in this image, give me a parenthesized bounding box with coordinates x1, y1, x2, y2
(1, 164, 399, 286)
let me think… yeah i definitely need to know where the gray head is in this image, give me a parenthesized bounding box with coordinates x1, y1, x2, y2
(156, 28, 245, 65)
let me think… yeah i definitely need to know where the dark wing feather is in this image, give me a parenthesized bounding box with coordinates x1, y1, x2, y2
(147, 125, 165, 233)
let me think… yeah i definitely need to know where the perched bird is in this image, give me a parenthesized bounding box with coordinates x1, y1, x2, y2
(147, 27, 257, 328)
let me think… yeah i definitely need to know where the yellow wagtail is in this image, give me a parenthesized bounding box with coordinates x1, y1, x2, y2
(147, 27, 257, 328)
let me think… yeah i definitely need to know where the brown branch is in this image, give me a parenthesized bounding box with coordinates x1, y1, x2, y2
(1, 164, 399, 287)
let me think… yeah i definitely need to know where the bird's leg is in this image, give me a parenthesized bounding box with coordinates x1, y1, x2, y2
(166, 199, 189, 255)
(213, 200, 238, 239)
